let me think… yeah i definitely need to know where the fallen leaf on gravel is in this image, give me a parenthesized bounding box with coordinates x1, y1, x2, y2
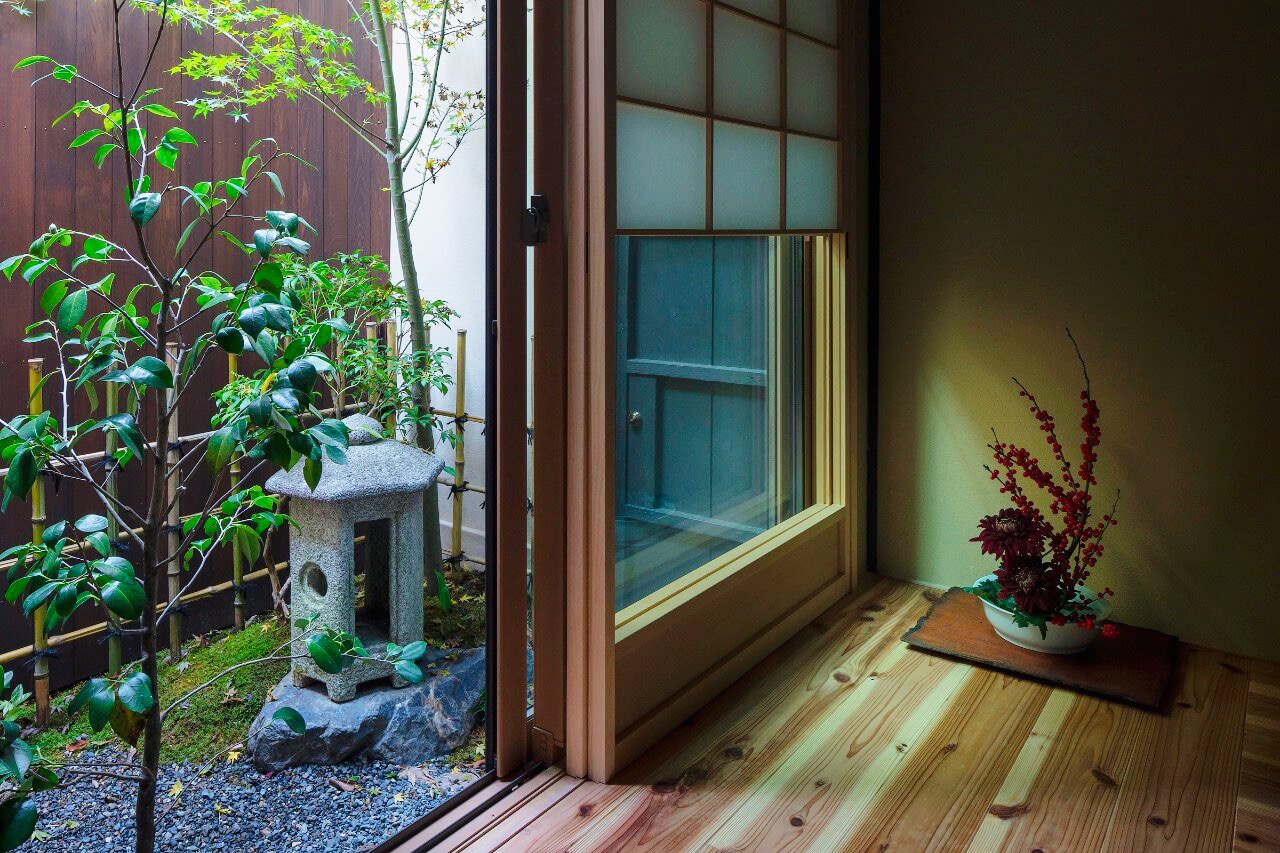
(169, 780, 183, 798)
(393, 793, 405, 803)
(328, 777, 358, 793)
(226, 750, 242, 763)
(214, 803, 231, 816)
(397, 766, 435, 786)
(29, 830, 51, 843)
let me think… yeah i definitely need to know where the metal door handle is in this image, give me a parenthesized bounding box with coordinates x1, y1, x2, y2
(628, 411, 643, 427)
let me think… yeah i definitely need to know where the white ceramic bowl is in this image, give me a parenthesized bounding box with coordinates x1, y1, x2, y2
(974, 573, 1111, 654)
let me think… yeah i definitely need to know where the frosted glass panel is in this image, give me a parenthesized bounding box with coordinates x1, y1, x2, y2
(786, 135, 837, 230)
(714, 9, 781, 125)
(720, 0, 779, 22)
(787, 0, 838, 44)
(713, 122, 781, 230)
(786, 35, 838, 137)
(617, 103, 707, 229)
(617, 0, 706, 110)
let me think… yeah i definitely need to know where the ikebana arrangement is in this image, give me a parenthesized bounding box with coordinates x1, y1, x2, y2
(967, 331, 1121, 654)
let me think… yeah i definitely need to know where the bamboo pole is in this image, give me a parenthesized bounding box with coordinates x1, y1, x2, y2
(382, 318, 398, 437)
(104, 382, 123, 676)
(229, 353, 245, 631)
(451, 329, 467, 567)
(28, 359, 50, 725)
(165, 342, 183, 659)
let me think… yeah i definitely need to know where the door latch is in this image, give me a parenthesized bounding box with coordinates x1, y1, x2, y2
(522, 194, 549, 246)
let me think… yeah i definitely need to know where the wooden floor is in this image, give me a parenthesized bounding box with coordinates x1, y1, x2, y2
(421, 580, 1280, 852)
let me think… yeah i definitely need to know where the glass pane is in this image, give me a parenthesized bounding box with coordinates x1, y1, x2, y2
(713, 121, 781, 229)
(617, 0, 707, 110)
(787, 0, 838, 44)
(721, 0, 780, 24)
(617, 103, 708, 230)
(614, 236, 809, 610)
(786, 134, 838, 229)
(786, 35, 838, 137)
(714, 8, 781, 126)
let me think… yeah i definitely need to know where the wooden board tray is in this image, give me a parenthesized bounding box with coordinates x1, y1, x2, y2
(901, 588, 1179, 709)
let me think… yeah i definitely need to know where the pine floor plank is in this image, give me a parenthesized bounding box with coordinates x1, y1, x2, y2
(1103, 646, 1251, 852)
(497, 582, 934, 851)
(416, 581, 1274, 853)
(838, 667, 1053, 851)
(1235, 659, 1280, 852)
(704, 650, 969, 850)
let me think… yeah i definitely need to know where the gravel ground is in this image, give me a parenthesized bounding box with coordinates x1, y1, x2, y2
(15, 749, 482, 852)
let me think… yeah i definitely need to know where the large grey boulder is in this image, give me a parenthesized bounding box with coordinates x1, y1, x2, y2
(248, 647, 485, 772)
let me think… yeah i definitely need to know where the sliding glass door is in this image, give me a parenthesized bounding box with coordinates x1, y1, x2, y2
(551, 0, 863, 779)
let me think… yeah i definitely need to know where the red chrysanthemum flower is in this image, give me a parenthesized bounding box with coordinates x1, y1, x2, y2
(994, 555, 1064, 616)
(971, 508, 1049, 560)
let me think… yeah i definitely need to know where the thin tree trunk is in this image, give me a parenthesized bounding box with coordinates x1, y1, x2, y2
(369, 5, 445, 592)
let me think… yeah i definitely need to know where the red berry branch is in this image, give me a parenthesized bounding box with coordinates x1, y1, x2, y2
(971, 330, 1121, 628)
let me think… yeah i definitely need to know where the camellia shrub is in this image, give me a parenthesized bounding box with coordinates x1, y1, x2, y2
(0, 6, 428, 852)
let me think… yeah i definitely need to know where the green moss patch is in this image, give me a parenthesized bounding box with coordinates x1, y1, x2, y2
(32, 618, 290, 764)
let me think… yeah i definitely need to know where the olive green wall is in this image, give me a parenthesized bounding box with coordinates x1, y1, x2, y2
(877, 1, 1280, 660)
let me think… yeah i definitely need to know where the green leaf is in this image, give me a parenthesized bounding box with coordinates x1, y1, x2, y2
(306, 633, 344, 674)
(164, 126, 197, 146)
(399, 640, 427, 662)
(394, 659, 423, 684)
(68, 677, 108, 716)
(435, 569, 451, 613)
(271, 706, 306, 734)
(265, 210, 299, 235)
(75, 514, 109, 534)
(231, 525, 261, 566)
(275, 236, 310, 256)
(154, 141, 178, 171)
(128, 192, 163, 225)
(86, 531, 112, 558)
(55, 288, 87, 331)
(37, 279, 67, 316)
(4, 448, 38, 506)
(94, 556, 135, 584)
(303, 456, 322, 492)
(86, 683, 116, 732)
(115, 356, 173, 389)
(142, 103, 179, 118)
(68, 128, 105, 149)
(253, 261, 283, 294)
(206, 426, 237, 472)
(0, 740, 31, 780)
(101, 577, 145, 620)
(93, 142, 118, 168)
(0, 797, 37, 853)
(13, 55, 54, 70)
(213, 325, 245, 354)
(116, 671, 154, 714)
(285, 360, 317, 393)
(253, 229, 278, 257)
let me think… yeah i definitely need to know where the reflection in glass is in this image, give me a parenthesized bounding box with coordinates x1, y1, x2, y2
(614, 237, 808, 609)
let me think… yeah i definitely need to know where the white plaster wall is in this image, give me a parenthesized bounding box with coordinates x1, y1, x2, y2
(391, 8, 489, 563)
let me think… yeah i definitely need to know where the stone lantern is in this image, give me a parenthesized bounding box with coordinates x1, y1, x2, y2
(266, 414, 445, 702)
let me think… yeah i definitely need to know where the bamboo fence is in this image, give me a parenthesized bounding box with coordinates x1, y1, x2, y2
(1, 325, 492, 723)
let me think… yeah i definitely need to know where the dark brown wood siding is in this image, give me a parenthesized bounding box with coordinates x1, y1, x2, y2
(0, 2, 389, 691)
